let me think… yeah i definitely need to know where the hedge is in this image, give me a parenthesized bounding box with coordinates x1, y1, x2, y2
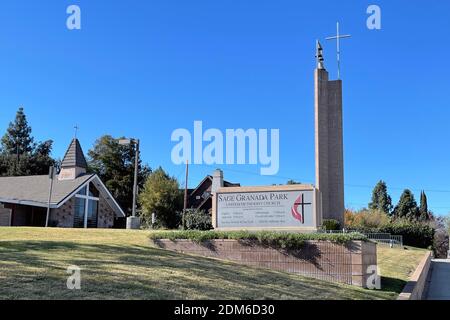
(378, 223, 435, 249)
(348, 221, 435, 249)
(149, 230, 368, 250)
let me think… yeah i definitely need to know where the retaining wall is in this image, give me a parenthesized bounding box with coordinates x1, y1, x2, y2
(152, 239, 377, 288)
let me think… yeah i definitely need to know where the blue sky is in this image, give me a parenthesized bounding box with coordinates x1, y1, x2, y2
(0, 1, 449, 215)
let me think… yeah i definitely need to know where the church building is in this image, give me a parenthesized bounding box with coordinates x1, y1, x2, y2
(0, 139, 125, 228)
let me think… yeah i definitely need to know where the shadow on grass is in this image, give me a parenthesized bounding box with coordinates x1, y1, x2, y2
(0, 240, 394, 300)
(381, 276, 407, 295)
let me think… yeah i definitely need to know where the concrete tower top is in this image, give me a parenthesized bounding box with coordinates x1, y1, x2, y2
(316, 40, 325, 70)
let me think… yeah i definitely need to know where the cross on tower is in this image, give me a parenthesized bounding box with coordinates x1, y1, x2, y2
(74, 125, 79, 139)
(326, 22, 351, 79)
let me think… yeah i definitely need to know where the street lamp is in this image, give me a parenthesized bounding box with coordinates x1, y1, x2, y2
(118, 138, 140, 229)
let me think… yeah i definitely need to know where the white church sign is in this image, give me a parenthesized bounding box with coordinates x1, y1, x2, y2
(212, 185, 322, 232)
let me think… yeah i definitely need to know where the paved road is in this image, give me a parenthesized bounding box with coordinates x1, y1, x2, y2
(427, 259, 450, 300)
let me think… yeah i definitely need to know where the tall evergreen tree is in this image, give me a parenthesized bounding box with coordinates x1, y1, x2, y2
(1, 107, 34, 155)
(419, 191, 430, 221)
(0, 108, 55, 176)
(369, 180, 393, 214)
(393, 189, 419, 220)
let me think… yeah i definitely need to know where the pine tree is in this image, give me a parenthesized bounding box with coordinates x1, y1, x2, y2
(0, 108, 55, 176)
(419, 191, 430, 221)
(369, 180, 393, 214)
(393, 189, 419, 220)
(1, 107, 34, 155)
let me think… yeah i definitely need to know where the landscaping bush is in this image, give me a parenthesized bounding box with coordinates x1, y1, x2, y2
(345, 209, 435, 249)
(322, 219, 341, 231)
(149, 230, 368, 250)
(378, 221, 435, 249)
(345, 209, 390, 231)
(184, 209, 212, 231)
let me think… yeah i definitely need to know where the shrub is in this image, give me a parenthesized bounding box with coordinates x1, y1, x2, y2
(322, 219, 341, 231)
(184, 209, 212, 231)
(345, 209, 435, 249)
(149, 230, 368, 250)
(345, 209, 390, 231)
(379, 221, 435, 249)
(139, 167, 183, 229)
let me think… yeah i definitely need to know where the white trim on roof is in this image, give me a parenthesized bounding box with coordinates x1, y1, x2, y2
(91, 175, 126, 217)
(0, 198, 57, 209)
(56, 174, 126, 218)
(55, 174, 97, 208)
(0, 174, 126, 218)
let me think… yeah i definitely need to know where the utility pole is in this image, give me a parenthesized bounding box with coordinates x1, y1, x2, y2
(132, 139, 140, 218)
(118, 138, 141, 229)
(183, 160, 189, 230)
(45, 166, 55, 227)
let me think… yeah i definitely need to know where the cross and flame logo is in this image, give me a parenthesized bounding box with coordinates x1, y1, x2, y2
(291, 194, 312, 224)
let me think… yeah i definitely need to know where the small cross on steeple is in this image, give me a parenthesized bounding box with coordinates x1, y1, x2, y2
(74, 125, 79, 139)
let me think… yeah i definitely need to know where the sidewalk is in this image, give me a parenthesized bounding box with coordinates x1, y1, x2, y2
(426, 259, 450, 300)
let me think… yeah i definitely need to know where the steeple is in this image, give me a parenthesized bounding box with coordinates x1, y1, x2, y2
(58, 139, 88, 181)
(316, 40, 325, 70)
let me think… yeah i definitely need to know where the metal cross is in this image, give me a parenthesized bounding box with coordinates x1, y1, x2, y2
(326, 22, 351, 79)
(74, 125, 79, 139)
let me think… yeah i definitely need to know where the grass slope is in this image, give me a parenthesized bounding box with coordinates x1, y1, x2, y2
(0, 228, 426, 300)
(377, 246, 428, 294)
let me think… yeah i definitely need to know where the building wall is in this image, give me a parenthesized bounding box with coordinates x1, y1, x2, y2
(0, 192, 117, 229)
(50, 195, 115, 229)
(50, 198, 75, 228)
(97, 197, 115, 228)
(0, 207, 12, 226)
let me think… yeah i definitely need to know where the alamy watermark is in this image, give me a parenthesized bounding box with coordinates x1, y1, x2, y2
(171, 121, 280, 176)
(367, 5, 382, 30)
(366, 265, 381, 290)
(66, 265, 81, 290)
(67, 5, 81, 30)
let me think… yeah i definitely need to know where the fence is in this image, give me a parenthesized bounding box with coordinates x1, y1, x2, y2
(322, 230, 403, 247)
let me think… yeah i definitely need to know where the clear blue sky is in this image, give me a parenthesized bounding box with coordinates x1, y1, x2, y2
(0, 1, 449, 215)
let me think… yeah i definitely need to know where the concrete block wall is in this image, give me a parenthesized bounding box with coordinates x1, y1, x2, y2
(152, 239, 377, 288)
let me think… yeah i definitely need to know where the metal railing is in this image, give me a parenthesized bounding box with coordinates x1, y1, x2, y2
(321, 229, 404, 247)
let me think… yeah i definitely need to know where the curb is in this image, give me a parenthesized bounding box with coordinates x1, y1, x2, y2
(397, 251, 432, 300)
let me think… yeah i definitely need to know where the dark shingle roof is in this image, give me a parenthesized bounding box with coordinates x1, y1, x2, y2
(61, 139, 88, 169)
(0, 174, 94, 206)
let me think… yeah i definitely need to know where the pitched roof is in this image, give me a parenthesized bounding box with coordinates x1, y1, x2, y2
(61, 139, 88, 169)
(0, 174, 94, 207)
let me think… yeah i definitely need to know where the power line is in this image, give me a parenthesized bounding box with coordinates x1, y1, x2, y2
(176, 164, 450, 195)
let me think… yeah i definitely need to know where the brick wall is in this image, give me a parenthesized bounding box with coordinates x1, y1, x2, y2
(50, 198, 75, 227)
(97, 197, 115, 228)
(152, 239, 377, 288)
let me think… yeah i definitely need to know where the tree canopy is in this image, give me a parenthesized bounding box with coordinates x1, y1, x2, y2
(0, 108, 55, 176)
(419, 191, 430, 221)
(139, 167, 183, 229)
(87, 135, 151, 216)
(393, 189, 419, 220)
(368, 180, 393, 214)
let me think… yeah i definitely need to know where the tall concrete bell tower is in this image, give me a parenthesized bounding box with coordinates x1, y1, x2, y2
(314, 41, 345, 225)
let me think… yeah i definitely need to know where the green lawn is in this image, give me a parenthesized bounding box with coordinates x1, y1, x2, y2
(0, 228, 427, 300)
(377, 245, 429, 294)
